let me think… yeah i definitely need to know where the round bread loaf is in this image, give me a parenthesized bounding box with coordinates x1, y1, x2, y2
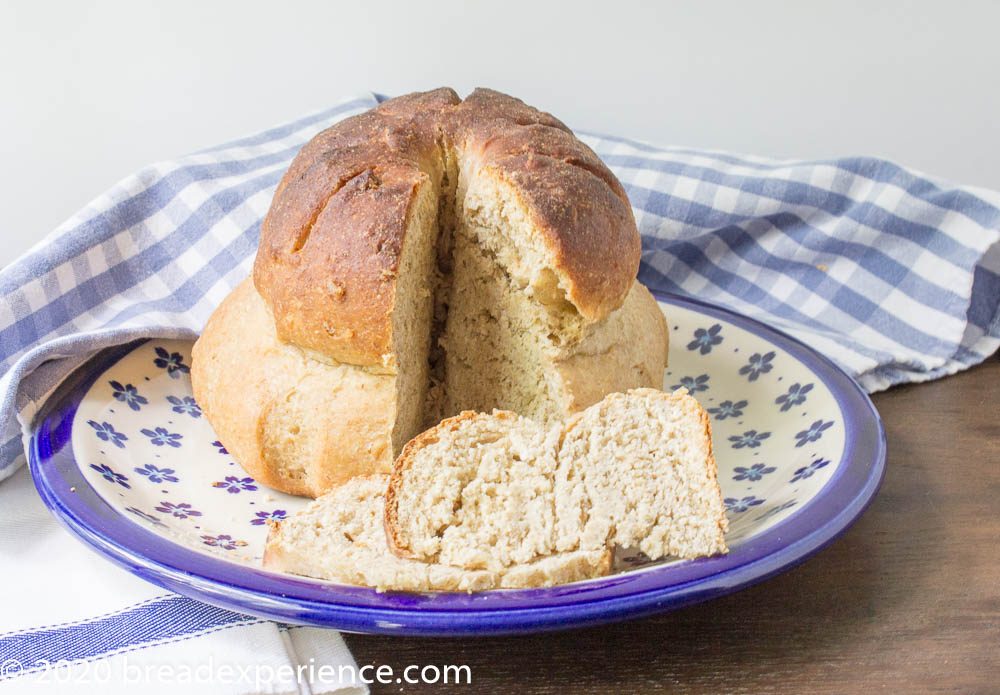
(254, 87, 640, 369)
(193, 88, 667, 497)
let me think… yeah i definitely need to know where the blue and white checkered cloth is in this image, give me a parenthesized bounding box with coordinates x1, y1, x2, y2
(1, 92, 999, 690)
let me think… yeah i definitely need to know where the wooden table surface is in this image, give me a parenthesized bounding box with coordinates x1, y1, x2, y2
(345, 354, 1000, 694)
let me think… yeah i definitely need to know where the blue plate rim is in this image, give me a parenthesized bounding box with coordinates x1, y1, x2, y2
(27, 291, 887, 636)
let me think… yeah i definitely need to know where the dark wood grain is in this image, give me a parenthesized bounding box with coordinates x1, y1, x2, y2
(345, 355, 1000, 694)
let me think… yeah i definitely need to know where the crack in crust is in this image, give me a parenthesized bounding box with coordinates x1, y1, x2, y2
(289, 168, 372, 253)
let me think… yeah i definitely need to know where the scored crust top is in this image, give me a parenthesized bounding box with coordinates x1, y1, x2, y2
(253, 87, 641, 370)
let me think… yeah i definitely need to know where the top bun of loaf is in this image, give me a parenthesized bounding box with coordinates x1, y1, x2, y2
(253, 87, 640, 370)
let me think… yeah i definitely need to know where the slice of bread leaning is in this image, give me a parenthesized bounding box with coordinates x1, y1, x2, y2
(262, 474, 611, 592)
(385, 388, 728, 572)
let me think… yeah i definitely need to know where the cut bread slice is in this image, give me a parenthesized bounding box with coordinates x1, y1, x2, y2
(555, 388, 729, 560)
(385, 410, 562, 571)
(263, 474, 611, 592)
(385, 388, 728, 570)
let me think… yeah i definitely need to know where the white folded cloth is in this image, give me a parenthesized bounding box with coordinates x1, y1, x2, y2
(0, 465, 366, 694)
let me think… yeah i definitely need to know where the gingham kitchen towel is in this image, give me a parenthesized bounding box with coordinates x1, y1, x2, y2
(1, 91, 999, 689)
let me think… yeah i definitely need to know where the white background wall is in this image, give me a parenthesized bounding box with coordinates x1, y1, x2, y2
(3, 0, 999, 268)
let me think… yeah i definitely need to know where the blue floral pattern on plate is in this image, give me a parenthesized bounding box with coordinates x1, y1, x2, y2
(775, 382, 813, 411)
(89, 463, 130, 488)
(794, 420, 835, 447)
(110, 381, 148, 411)
(728, 430, 770, 449)
(32, 289, 883, 636)
(732, 463, 776, 481)
(141, 426, 183, 448)
(251, 510, 288, 526)
(166, 396, 202, 418)
(791, 457, 831, 482)
(670, 374, 710, 393)
(87, 420, 127, 448)
(739, 351, 776, 381)
(201, 534, 247, 551)
(74, 308, 846, 568)
(153, 347, 190, 379)
(154, 501, 202, 520)
(134, 463, 179, 484)
(707, 399, 747, 420)
(686, 324, 723, 354)
(213, 476, 258, 494)
(724, 496, 765, 514)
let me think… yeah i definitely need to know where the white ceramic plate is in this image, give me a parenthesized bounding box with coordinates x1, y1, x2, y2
(30, 292, 885, 635)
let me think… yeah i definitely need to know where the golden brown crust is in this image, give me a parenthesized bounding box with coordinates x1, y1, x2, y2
(254, 87, 640, 365)
(254, 160, 430, 370)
